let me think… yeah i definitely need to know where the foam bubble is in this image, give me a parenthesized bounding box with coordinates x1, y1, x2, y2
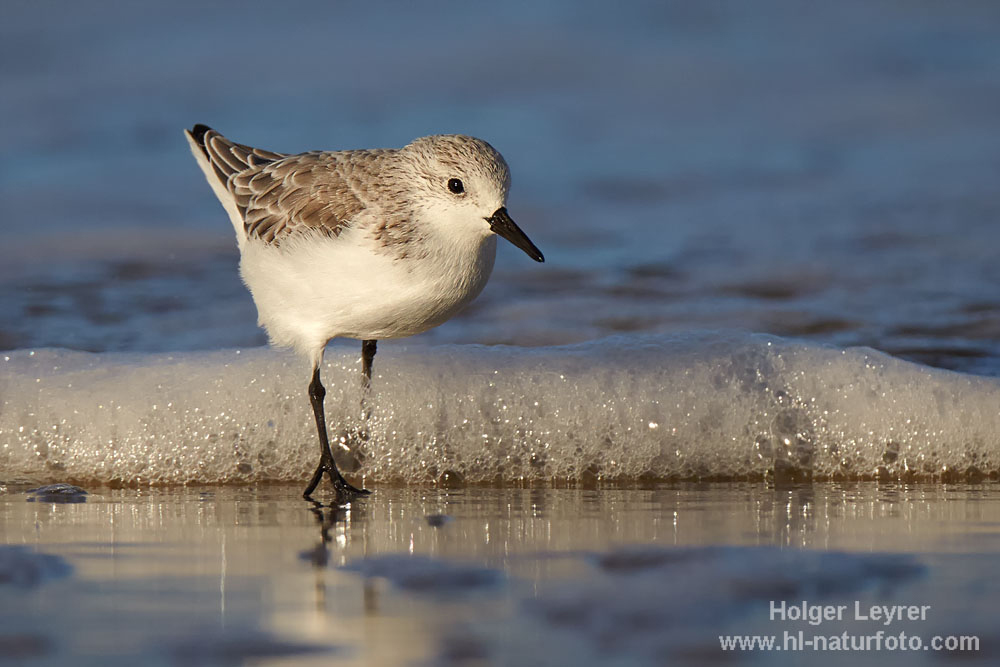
(2, 334, 999, 485)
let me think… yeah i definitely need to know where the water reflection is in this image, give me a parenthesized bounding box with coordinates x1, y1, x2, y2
(4, 483, 1000, 665)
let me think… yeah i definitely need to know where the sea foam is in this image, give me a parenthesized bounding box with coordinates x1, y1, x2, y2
(2, 333, 998, 485)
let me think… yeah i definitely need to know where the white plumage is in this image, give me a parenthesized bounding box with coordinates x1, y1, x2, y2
(237, 227, 497, 364)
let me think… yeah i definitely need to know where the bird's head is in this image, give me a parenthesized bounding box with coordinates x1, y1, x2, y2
(402, 135, 544, 262)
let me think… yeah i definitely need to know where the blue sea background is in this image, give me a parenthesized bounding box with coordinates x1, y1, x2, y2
(3, 0, 999, 375)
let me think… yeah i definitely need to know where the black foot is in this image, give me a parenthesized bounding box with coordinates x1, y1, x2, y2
(302, 459, 371, 502)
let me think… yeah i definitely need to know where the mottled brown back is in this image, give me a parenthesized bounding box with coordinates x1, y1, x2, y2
(189, 125, 383, 244)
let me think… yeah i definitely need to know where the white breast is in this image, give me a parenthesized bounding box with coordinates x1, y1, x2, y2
(239, 227, 497, 359)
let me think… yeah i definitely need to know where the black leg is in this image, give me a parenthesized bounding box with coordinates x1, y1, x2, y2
(361, 339, 377, 415)
(302, 364, 371, 501)
(362, 340, 377, 379)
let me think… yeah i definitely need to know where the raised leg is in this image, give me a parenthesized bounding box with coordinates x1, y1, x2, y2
(362, 340, 377, 386)
(361, 340, 377, 416)
(302, 363, 371, 500)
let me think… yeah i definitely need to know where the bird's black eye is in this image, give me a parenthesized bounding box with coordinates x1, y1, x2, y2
(447, 178, 464, 194)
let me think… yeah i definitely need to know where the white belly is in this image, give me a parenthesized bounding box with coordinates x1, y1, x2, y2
(238, 230, 497, 359)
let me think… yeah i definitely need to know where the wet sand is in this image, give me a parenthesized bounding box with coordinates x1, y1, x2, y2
(2, 482, 998, 665)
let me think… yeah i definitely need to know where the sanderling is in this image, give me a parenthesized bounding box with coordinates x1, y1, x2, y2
(185, 125, 544, 500)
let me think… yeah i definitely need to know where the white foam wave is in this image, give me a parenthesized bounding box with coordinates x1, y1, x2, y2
(2, 333, 999, 485)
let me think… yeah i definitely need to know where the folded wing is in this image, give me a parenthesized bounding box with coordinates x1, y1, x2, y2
(186, 124, 367, 245)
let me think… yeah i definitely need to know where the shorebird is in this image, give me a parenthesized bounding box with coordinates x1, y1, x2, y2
(185, 125, 544, 500)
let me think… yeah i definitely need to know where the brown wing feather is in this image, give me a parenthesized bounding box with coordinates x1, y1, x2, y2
(232, 153, 367, 244)
(197, 127, 288, 182)
(190, 125, 373, 244)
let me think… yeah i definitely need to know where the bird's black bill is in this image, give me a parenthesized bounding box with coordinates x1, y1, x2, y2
(487, 207, 544, 263)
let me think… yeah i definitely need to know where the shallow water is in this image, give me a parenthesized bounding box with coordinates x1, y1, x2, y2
(1, 483, 997, 666)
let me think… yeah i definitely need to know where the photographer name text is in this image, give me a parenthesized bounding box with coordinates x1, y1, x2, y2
(770, 601, 930, 627)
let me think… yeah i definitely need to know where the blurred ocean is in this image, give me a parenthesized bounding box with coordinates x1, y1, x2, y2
(3, 0, 999, 369)
(2, 1, 1000, 484)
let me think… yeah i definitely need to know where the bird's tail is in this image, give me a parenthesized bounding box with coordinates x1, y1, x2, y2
(184, 124, 286, 242)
